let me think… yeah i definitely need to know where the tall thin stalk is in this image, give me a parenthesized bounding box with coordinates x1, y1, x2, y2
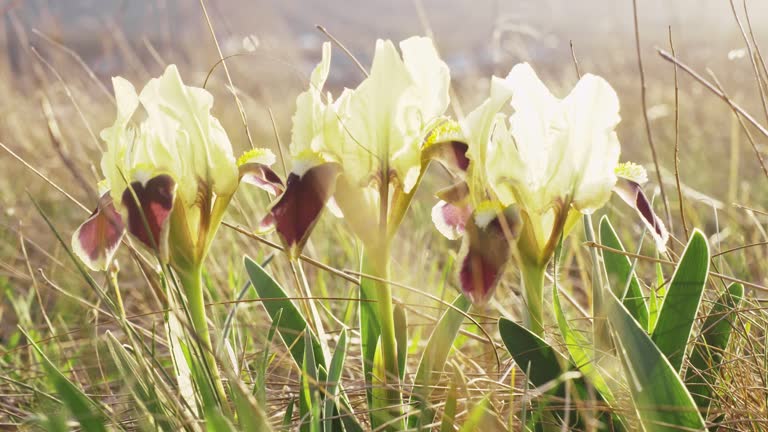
(176, 266, 232, 417)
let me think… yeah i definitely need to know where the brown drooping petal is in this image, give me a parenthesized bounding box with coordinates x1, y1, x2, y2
(72, 193, 126, 271)
(423, 140, 470, 174)
(121, 174, 176, 261)
(239, 163, 284, 196)
(458, 205, 521, 305)
(613, 178, 669, 251)
(259, 163, 340, 259)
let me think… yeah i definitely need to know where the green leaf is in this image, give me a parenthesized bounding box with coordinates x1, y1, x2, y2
(599, 216, 649, 329)
(24, 329, 108, 432)
(604, 284, 706, 431)
(409, 294, 471, 429)
(498, 318, 565, 389)
(244, 256, 326, 370)
(324, 330, 348, 432)
(651, 230, 711, 371)
(685, 283, 744, 412)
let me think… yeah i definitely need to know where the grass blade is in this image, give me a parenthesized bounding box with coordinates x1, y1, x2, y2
(409, 294, 471, 429)
(23, 328, 108, 432)
(394, 303, 408, 380)
(440, 375, 459, 432)
(324, 329, 348, 432)
(685, 283, 744, 413)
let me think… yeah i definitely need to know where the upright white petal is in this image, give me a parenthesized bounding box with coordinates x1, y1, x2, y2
(138, 65, 238, 202)
(399, 36, 450, 122)
(562, 74, 621, 212)
(100, 77, 139, 204)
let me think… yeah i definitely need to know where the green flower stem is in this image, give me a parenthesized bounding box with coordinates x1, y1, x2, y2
(177, 266, 232, 416)
(521, 263, 546, 337)
(372, 250, 399, 385)
(361, 243, 404, 430)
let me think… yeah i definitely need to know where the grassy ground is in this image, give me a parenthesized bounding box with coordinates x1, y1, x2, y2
(2, 1, 768, 430)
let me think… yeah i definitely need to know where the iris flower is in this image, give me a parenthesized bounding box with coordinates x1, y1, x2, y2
(433, 63, 667, 333)
(70, 66, 282, 411)
(260, 37, 466, 257)
(72, 65, 281, 273)
(259, 37, 465, 425)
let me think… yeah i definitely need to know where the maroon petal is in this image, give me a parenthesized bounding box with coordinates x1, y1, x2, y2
(458, 205, 521, 305)
(239, 163, 284, 196)
(260, 163, 340, 259)
(423, 140, 470, 174)
(72, 193, 126, 271)
(121, 174, 176, 261)
(613, 178, 669, 251)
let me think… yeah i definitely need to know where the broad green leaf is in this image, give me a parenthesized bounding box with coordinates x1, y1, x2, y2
(324, 330, 348, 432)
(604, 285, 706, 431)
(498, 318, 565, 390)
(685, 283, 743, 412)
(244, 256, 326, 370)
(24, 329, 108, 432)
(409, 294, 471, 429)
(651, 230, 710, 371)
(599, 216, 649, 329)
(498, 317, 601, 430)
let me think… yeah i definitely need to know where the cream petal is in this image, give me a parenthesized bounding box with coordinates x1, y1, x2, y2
(100, 77, 140, 204)
(399, 36, 450, 122)
(138, 65, 238, 200)
(463, 76, 514, 167)
(291, 42, 333, 159)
